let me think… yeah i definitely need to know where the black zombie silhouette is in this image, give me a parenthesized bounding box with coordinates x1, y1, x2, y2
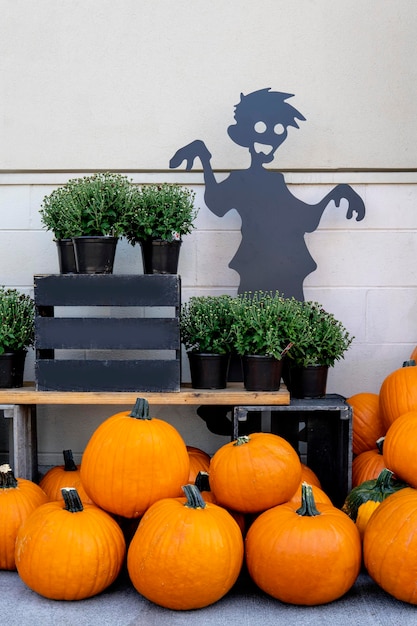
(170, 88, 365, 300)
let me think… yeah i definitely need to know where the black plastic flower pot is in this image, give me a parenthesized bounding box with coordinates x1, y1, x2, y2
(140, 239, 182, 274)
(0, 351, 27, 388)
(55, 239, 77, 274)
(288, 364, 329, 398)
(72, 236, 118, 274)
(188, 352, 230, 389)
(242, 355, 283, 391)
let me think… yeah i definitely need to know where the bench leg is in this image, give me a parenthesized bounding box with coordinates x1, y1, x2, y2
(2, 405, 37, 481)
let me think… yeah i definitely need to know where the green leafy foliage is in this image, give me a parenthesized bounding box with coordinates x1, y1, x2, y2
(124, 183, 198, 243)
(40, 172, 140, 238)
(180, 295, 234, 354)
(0, 287, 35, 353)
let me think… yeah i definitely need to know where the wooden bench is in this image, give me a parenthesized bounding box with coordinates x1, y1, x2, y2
(0, 383, 290, 480)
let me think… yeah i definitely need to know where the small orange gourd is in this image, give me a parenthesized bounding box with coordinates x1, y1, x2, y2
(127, 484, 244, 610)
(15, 487, 126, 600)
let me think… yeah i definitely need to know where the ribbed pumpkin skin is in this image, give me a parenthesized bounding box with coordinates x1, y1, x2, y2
(186, 445, 211, 483)
(0, 478, 48, 570)
(245, 497, 361, 605)
(300, 463, 321, 488)
(379, 364, 417, 431)
(39, 465, 81, 502)
(347, 392, 385, 455)
(127, 494, 244, 610)
(383, 411, 417, 487)
(209, 433, 302, 513)
(352, 449, 386, 487)
(80, 411, 190, 518)
(15, 499, 126, 600)
(364, 487, 417, 603)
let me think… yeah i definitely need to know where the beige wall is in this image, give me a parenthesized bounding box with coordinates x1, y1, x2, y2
(2, 0, 417, 170)
(1, 1, 417, 467)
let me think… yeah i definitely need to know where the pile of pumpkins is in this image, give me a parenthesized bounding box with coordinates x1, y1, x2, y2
(3, 352, 417, 610)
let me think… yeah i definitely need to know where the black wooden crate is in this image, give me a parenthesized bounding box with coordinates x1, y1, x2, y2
(233, 395, 352, 508)
(34, 274, 181, 392)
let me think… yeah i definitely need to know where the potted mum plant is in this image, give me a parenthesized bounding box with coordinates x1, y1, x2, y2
(230, 291, 294, 391)
(285, 299, 354, 398)
(180, 294, 234, 389)
(0, 287, 35, 387)
(40, 172, 140, 274)
(123, 183, 198, 274)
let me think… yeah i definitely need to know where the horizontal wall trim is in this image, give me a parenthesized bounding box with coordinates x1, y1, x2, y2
(1, 170, 417, 185)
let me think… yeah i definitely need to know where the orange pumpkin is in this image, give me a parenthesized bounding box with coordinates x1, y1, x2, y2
(80, 398, 190, 518)
(300, 463, 321, 487)
(383, 410, 417, 487)
(39, 449, 81, 502)
(15, 487, 125, 600)
(0, 464, 48, 570)
(209, 433, 302, 513)
(127, 484, 244, 610)
(186, 445, 211, 483)
(245, 483, 361, 605)
(352, 439, 386, 487)
(288, 482, 332, 506)
(379, 361, 417, 431)
(347, 392, 385, 455)
(364, 487, 417, 603)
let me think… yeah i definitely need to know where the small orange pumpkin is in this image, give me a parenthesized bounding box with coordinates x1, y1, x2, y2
(186, 445, 211, 483)
(209, 433, 302, 513)
(300, 463, 321, 487)
(0, 464, 48, 570)
(379, 361, 417, 431)
(347, 392, 385, 455)
(245, 483, 361, 605)
(39, 449, 81, 502)
(15, 487, 126, 600)
(127, 484, 244, 610)
(352, 438, 386, 487)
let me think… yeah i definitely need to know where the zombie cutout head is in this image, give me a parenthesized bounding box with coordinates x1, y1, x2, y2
(170, 88, 365, 300)
(227, 89, 305, 165)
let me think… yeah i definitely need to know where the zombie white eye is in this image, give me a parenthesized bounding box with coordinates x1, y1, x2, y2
(274, 123, 285, 135)
(254, 121, 267, 133)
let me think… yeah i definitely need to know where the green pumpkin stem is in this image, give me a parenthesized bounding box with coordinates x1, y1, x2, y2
(63, 449, 78, 471)
(129, 398, 151, 420)
(0, 464, 18, 489)
(182, 484, 207, 509)
(296, 483, 321, 517)
(402, 360, 416, 367)
(234, 435, 250, 447)
(195, 471, 211, 492)
(62, 487, 84, 513)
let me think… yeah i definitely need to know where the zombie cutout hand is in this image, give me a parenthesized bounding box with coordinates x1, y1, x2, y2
(170, 88, 365, 300)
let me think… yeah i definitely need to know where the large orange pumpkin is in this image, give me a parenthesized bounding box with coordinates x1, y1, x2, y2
(15, 487, 125, 600)
(383, 410, 417, 488)
(127, 484, 244, 610)
(364, 487, 417, 603)
(209, 433, 302, 513)
(379, 361, 417, 431)
(245, 483, 361, 605)
(39, 449, 81, 502)
(347, 392, 385, 455)
(80, 398, 190, 518)
(0, 464, 48, 570)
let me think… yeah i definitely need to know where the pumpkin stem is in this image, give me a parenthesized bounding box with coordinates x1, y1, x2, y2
(62, 487, 84, 513)
(234, 435, 250, 447)
(182, 484, 207, 509)
(296, 483, 321, 517)
(402, 360, 416, 367)
(63, 449, 78, 471)
(375, 468, 396, 492)
(376, 437, 385, 455)
(129, 398, 151, 420)
(195, 471, 211, 492)
(0, 464, 18, 489)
